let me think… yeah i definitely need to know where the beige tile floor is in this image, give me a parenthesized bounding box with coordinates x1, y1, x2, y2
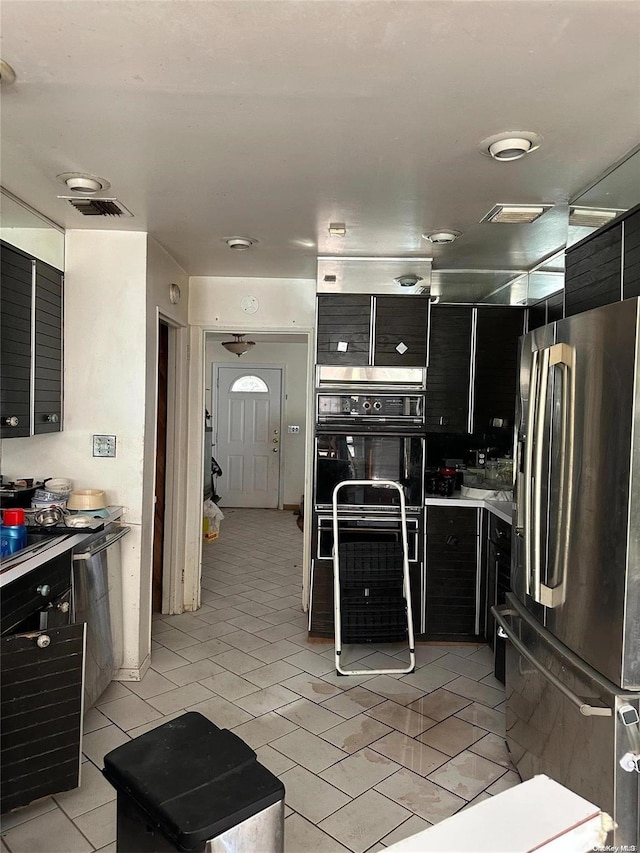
(1, 508, 519, 853)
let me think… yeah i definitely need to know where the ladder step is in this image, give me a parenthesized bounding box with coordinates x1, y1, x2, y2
(338, 541, 405, 587)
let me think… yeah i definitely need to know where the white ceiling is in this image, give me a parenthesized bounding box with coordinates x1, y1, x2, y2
(1, 1, 639, 296)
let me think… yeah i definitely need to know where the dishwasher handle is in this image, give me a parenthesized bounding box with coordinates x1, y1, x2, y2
(72, 526, 131, 560)
(491, 605, 612, 718)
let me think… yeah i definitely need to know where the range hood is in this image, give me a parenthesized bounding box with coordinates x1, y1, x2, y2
(317, 256, 432, 295)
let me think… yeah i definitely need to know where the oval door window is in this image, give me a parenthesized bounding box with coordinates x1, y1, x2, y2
(230, 375, 269, 393)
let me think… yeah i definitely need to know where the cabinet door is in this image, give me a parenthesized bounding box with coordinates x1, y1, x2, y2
(34, 261, 63, 434)
(473, 308, 524, 434)
(373, 296, 429, 367)
(0, 243, 33, 438)
(623, 208, 640, 299)
(316, 295, 371, 365)
(426, 306, 472, 432)
(425, 506, 481, 639)
(0, 623, 85, 813)
(564, 223, 622, 316)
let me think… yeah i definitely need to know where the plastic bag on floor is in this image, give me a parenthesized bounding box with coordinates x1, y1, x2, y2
(203, 499, 224, 540)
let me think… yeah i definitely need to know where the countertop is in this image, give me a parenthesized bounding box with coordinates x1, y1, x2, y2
(0, 506, 124, 589)
(425, 493, 514, 524)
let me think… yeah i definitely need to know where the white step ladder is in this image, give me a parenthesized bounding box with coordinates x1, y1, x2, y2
(332, 479, 416, 676)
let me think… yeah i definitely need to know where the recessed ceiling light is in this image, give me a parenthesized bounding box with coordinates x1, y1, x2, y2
(481, 203, 553, 224)
(222, 236, 258, 250)
(422, 230, 461, 244)
(57, 172, 111, 194)
(328, 222, 347, 236)
(479, 131, 543, 161)
(0, 59, 17, 86)
(394, 274, 423, 288)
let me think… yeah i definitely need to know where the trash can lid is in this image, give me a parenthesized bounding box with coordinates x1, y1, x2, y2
(102, 712, 284, 851)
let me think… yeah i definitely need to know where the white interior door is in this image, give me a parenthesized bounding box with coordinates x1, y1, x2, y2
(214, 365, 283, 508)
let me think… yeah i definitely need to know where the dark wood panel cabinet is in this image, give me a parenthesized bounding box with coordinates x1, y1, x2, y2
(473, 307, 524, 434)
(426, 307, 472, 432)
(425, 505, 482, 640)
(373, 296, 429, 367)
(1, 245, 33, 438)
(316, 294, 429, 367)
(0, 242, 63, 438)
(1, 551, 85, 814)
(564, 224, 623, 317)
(623, 207, 640, 299)
(425, 305, 524, 435)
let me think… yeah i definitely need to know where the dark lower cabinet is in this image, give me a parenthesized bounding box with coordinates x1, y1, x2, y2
(1, 623, 86, 813)
(425, 506, 482, 640)
(485, 514, 512, 685)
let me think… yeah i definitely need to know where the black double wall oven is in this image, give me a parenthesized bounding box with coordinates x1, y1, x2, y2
(310, 385, 426, 637)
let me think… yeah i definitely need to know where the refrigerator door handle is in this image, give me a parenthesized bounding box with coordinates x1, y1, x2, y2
(492, 606, 612, 717)
(523, 348, 539, 593)
(530, 346, 550, 600)
(533, 343, 575, 608)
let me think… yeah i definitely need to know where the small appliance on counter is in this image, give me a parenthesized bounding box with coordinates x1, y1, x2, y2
(0, 479, 48, 508)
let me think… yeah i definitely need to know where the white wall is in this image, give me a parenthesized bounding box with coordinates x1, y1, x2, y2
(0, 227, 65, 270)
(1, 230, 189, 678)
(205, 339, 308, 507)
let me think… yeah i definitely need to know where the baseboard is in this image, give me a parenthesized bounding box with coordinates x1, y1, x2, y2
(284, 503, 300, 512)
(114, 653, 151, 682)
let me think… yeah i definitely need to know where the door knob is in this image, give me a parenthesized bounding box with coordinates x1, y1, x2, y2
(272, 447, 279, 453)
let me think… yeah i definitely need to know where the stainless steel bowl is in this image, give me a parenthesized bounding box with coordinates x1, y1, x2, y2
(33, 506, 66, 527)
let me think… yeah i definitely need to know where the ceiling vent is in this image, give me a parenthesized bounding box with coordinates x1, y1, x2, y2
(569, 207, 622, 228)
(61, 197, 133, 217)
(480, 204, 552, 224)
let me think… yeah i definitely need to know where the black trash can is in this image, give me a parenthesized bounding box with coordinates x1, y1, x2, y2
(102, 712, 285, 853)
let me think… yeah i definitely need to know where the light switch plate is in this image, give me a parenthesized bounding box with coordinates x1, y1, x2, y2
(288, 425, 300, 434)
(93, 434, 116, 457)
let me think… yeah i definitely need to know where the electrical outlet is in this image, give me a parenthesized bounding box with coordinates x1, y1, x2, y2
(93, 434, 116, 457)
(288, 425, 300, 434)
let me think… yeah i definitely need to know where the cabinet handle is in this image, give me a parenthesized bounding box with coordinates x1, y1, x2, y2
(4, 416, 19, 427)
(57, 601, 70, 614)
(37, 584, 51, 597)
(46, 413, 60, 424)
(36, 635, 51, 648)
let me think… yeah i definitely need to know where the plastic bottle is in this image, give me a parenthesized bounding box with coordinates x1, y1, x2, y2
(0, 508, 28, 557)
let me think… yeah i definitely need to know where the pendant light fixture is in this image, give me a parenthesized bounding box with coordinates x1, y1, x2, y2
(221, 333, 255, 357)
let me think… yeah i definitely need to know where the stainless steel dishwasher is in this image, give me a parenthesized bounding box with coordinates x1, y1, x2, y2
(72, 522, 130, 710)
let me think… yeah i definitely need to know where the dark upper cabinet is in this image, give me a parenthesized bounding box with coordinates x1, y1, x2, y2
(316, 294, 370, 366)
(33, 261, 63, 434)
(473, 307, 525, 434)
(0, 242, 63, 438)
(373, 296, 429, 367)
(624, 207, 640, 299)
(316, 294, 429, 367)
(564, 223, 623, 317)
(426, 306, 472, 432)
(1, 245, 33, 438)
(425, 305, 524, 434)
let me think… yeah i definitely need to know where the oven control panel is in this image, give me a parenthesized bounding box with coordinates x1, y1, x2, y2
(317, 394, 423, 420)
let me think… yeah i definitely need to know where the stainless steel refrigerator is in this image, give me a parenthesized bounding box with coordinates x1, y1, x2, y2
(494, 297, 640, 845)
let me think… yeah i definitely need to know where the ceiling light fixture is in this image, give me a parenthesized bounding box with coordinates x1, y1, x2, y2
(479, 131, 543, 162)
(422, 230, 461, 244)
(57, 172, 111, 194)
(0, 59, 17, 86)
(394, 274, 423, 288)
(328, 222, 347, 236)
(221, 333, 255, 357)
(223, 236, 258, 251)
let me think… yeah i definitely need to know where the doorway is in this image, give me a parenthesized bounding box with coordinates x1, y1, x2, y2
(213, 364, 283, 508)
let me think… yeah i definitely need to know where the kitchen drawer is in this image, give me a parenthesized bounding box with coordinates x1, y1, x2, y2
(426, 505, 478, 536)
(1, 551, 73, 636)
(1, 622, 85, 813)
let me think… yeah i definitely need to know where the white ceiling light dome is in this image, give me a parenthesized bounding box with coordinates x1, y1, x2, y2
(423, 230, 461, 244)
(223, 236, 258, 250)
(57, 172, 111, 194)
(221, 333, 255, 356)
(479, 131, 543, 162)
